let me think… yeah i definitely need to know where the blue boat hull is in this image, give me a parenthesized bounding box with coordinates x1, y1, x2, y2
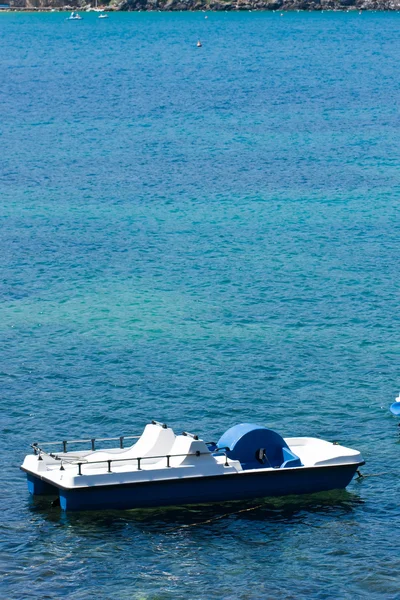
(56, 464, 361, 511)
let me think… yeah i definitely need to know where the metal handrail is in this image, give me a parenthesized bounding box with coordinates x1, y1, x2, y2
(182, 431, 199, 440)
(64, 446, 232, 475)
(32, 421, 168, 454)
(32, 444, 232, 474)
(151, 420, 168, 429)
(32, 434, 141, 454)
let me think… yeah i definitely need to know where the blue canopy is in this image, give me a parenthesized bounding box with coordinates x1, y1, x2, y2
(216, 423, 302, 470)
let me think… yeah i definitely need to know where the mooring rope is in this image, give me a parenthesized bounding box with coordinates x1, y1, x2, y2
(168, 504, 265, 531)
(356, 470, 392, 479)
(167, 469, 397, 531)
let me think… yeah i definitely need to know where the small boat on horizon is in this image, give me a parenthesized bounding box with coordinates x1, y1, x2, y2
(98, 11, 108, 18)
(67, 11, 82, 20)
(197, 40, 202, 47)
(21, 420, 364, 512)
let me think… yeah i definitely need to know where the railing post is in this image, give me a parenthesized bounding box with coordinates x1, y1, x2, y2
(91, 438, 96, 451)
(137, 458, 141, 470)
(166, 455, 170, 467)
(119, 436, 124, 449)
(62, 440, 67, 453)
(107, 460, 111, 473)
(78, 463, 82, 475)
(224, 452, 229, 467)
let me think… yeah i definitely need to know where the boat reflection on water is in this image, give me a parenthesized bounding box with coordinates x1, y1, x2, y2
(28, 488, 365, 535)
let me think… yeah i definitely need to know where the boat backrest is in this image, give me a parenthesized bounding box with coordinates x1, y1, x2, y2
(84, 423, 175, 465)
(131, 423, 175, 459)
(155, 435, 213, 468)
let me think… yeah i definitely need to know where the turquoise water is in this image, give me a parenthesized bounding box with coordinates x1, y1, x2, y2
(1, 11, 400, 599)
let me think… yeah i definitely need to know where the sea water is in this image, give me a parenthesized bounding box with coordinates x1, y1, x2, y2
(0, 11, 399, 599)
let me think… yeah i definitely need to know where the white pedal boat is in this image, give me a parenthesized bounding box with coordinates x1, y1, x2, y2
(21, 421, 364, 511)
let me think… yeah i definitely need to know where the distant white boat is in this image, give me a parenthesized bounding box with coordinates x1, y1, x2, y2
(98, 11, 108, 18)
(67, 11, 82, 20)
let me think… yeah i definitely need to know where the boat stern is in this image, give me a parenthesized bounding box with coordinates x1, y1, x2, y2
(21, 454, 58, 496)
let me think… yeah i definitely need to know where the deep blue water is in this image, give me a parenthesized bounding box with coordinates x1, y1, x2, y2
(1, 11, 400, 599)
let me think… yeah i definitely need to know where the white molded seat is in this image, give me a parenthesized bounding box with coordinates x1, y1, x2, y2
(156, 435, 215, 468)
(84, 423, 175, 466)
